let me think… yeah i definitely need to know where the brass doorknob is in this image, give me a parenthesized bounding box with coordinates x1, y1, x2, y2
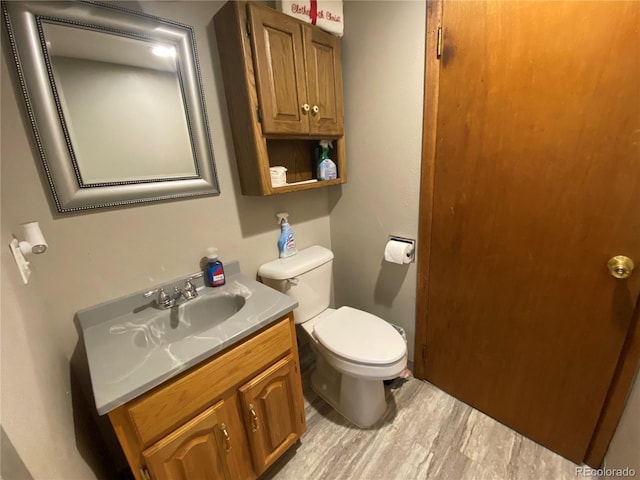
(301, 103, 310, 113)
(311, 105, 319, 115)
(607, 255, 634, 279)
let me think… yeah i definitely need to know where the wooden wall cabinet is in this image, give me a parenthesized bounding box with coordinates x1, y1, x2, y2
(109, 316, 306, 480)
(214, 1, 347, 195)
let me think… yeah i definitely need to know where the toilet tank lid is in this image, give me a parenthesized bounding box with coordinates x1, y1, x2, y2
(258, 245, 334, 280)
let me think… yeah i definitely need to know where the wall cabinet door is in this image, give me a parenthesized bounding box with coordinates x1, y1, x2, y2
(305, 26, 344, 136)
(143, 401, 232, 480)
(248, 3, 344, 137)
(239, 356, 305, 475)
(248, 3, 309, 135)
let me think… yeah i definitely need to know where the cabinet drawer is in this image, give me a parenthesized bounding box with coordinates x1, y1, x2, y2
(126, 316, 293, 446)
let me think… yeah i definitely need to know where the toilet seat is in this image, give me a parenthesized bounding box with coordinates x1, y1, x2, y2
(313, 306, 406, 366)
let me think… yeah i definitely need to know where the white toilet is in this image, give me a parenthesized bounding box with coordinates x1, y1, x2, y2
(258, 245, 407, 427)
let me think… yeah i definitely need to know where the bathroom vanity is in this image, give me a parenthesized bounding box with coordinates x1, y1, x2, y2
(77, 263, 305, 480)
(109, 315, 304, 480)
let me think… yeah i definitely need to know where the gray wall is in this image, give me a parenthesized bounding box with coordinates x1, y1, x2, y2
(605, 369, 640, 477)
(331, 1, 426, 360)
(1, 2, 330, 478)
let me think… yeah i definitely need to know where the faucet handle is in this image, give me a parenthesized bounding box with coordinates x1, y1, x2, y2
(182, 278, 199, 300)
(143, 287, 175, 309)
(143, 287, 161, 298)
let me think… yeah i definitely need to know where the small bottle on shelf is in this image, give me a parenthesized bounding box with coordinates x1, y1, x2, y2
(317, 140, 337, 181)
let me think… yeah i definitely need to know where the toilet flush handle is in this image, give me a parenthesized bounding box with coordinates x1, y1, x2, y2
(287, 277, 299, 286)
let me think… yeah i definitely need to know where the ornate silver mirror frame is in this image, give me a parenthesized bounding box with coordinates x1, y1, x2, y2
(2, 1, 220, 213)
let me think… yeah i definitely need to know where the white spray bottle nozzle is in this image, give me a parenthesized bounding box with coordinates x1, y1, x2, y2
(276, 212, 289, 224)
(319, 140, 333, 149)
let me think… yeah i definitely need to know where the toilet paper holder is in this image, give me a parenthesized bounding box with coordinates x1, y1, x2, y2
(388, 235, 416, 263)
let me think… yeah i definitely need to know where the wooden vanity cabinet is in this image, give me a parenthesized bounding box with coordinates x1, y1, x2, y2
(214, 1, 347, 196)
(108, 315, 306, 480)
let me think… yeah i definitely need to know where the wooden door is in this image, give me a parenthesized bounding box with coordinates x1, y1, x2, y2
(239, 356, 305, 475)
(304, 26, 344, 136)
(416, 1, 640, 464)
(143, 402, 231, 480)
(248, 3, 309, 135)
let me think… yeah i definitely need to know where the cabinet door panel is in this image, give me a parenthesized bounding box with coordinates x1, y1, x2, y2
(239, 355, 305, 475)
(305, 27, 344, 136)
(248, 3, 309, 135)
(143, 401, 231, 480)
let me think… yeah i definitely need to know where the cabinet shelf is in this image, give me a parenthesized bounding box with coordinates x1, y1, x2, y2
(271, 178, 344, 194)
(214, 1, 347, 196)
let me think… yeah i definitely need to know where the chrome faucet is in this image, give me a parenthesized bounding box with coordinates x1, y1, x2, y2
(143, 273, 202, 309)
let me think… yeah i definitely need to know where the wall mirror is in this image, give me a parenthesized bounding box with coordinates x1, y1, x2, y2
(2, 1, 220, 213)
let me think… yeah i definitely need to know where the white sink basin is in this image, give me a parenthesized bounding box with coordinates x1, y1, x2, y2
(116, 294, 247, 348)
(183, 293, 246, 329)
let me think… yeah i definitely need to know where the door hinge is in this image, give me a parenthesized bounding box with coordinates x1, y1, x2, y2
(436, 26, 443, 59)
(140, 466, 152, 480)
(300, 412, 305, 424)
(421, 343, 427, 364)
(256, 106, 262, 123)
(245, 20, 251, 37)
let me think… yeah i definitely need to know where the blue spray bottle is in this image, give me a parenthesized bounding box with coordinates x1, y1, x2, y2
(276, 212, 297, 258)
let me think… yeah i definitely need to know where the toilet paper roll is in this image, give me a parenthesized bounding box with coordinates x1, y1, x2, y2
(384, 240, 413, 264)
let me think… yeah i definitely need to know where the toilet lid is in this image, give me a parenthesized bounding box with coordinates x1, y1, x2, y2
(313, 307, 406, 365)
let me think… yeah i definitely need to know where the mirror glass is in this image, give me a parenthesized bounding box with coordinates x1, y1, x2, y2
(2, 1, 219, 212)
(44, 22, 197, 184)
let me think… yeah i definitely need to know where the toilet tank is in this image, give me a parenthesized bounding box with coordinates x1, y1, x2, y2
(258, 246, 334, 324)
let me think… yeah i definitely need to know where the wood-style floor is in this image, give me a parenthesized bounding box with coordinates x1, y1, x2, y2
(264, 345, 586, 480)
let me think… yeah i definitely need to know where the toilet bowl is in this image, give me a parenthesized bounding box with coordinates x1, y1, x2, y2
(258, 246, 407, 427)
